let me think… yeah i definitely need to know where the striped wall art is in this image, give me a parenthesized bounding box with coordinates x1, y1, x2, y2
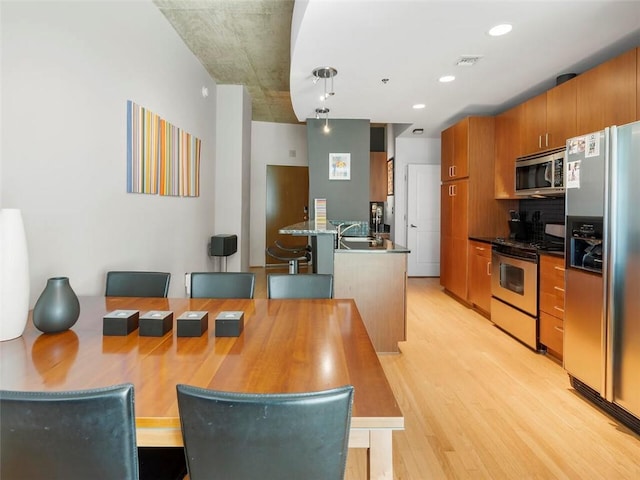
(126, 100, 201, 197)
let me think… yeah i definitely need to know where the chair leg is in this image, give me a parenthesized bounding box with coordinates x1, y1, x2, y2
(289, 259, 299, 274)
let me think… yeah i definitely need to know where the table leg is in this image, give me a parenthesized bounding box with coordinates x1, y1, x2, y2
(367, 430, 393, 479)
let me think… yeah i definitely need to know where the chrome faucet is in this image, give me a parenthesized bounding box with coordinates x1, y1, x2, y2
(336, 222, 363, 246)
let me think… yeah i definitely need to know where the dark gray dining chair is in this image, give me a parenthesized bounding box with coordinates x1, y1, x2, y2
(176, 384, 354, 480)
(105, 271, 171, 297)
(0, 384, 138, 480)
(190, 272, 255, 299)
(267, 273, 333, 299)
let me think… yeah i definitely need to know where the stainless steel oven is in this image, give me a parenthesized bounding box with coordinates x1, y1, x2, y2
(490, 242, 539, 350)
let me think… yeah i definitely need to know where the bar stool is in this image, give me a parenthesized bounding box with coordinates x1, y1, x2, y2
(265, 242, 311, 274)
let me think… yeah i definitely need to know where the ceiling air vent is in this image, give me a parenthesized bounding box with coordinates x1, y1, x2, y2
(456, 55, 483, 67)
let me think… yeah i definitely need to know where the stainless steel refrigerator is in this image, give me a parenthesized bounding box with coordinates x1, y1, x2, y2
(564, 121, 640, 433)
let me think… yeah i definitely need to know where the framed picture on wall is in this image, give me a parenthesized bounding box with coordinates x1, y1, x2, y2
(329, 153, 351, 180)
(387, 157, 394, 195)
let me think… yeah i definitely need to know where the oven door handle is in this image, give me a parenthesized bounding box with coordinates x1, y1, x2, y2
(493, 250, 537, 263)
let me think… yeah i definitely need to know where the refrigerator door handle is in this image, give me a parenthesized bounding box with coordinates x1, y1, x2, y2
(604, 126, 615, 402)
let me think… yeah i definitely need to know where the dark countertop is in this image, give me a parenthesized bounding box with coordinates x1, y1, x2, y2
(539, 250, 565, 258)
(279, 220, 337, 235)
(335, 238, 410, 254)
(468, 236, 495, 244)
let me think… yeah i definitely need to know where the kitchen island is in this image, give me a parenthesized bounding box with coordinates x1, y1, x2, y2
(279, 221, 410, 353)
(334, 238, 409, 353)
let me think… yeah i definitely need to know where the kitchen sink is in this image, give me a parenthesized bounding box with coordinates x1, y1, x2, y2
(342, 237, 375, 243)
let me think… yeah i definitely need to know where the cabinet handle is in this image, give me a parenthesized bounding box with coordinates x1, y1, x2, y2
(545, 133, 549, 147)
(487, 261, 492, 276)
(538, 135, 542, 149)
(553, 286, 565, 293)
(449, 166, 454, 177)
(452, 165, 457, 177)
(553, 326, 564, 333)
(554, 266, 565, 272)
(475, 246, 485, 251)
(554, 306, 565, 313)
(451, 185, 457, 196)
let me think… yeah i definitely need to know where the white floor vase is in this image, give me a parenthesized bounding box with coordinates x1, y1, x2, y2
(0, 209, 30, 341)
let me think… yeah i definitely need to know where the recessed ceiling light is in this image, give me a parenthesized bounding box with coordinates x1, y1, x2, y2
(489, 24, 512, 36)
(439, 75, 455, 83)
(413, 103, 426, 109)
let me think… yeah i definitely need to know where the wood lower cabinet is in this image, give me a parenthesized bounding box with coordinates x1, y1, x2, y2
(468, 240, 492, 315)
(577, 48, 637, 134)
(539, 254, 565, 360)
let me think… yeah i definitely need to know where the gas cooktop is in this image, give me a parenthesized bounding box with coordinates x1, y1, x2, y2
(492, 237, 565, 253)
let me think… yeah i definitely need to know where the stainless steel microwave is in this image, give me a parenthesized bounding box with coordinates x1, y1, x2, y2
(515, 148, 565, 197)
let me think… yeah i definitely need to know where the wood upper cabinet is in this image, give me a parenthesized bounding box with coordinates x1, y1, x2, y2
(577, 48, 637, 134)
(468, 240, 492, 315)
(441, 125, 454, 181)
(441, 119, 469, 181)
(539, 254, 565, 360)
(522, 92, 547, 154)
(522, 80, 577, 155)
(494, 104, 522, 199)
(546, 79, 577, 148)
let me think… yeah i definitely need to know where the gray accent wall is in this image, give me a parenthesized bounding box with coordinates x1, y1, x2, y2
(307, 118, 370, 222)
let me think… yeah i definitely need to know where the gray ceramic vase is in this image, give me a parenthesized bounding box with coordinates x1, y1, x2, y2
(33, 277, 80, 333)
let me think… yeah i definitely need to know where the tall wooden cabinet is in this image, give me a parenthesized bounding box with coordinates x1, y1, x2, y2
(576, 48, 637, 134)
(440, 116, 516, 302)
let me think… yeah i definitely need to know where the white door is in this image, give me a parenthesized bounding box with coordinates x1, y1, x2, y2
(406, 164, 440, 276)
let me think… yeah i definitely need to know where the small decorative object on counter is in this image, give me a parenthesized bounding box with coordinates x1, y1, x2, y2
(103, 310, 140, 336)
(177, 311, 209, 337)
(0, 209, 30, 341)
(139, 310, 173, 337)
(33, 277, 80, 333)
(215, 311, 244, 337)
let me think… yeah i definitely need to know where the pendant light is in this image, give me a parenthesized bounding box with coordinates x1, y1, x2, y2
(312, 67, 337, 101)
(315, 107, 330, 134)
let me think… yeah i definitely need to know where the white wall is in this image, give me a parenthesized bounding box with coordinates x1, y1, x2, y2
(249, 121, 308, 266)
(1, 1, 219, 302)
(393, 137, 441, 247)
(214, 85, 252, 272)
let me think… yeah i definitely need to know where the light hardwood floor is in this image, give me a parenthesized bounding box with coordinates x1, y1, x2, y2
(253, 269, 640, 479)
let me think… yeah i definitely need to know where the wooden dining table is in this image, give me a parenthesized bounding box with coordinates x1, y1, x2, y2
(0, 296, 404, 480)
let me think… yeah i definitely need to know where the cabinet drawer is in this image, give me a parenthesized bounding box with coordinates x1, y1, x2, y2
(540, 255, 565, 317)
(540, 311, 564, 357)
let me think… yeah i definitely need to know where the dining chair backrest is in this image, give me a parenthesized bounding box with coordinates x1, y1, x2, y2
(176, 384, 354, 480)
(267, 273, 333, 299)
(190, 272, 255, 299)
(0, 384, 138, 480)
(105, 271, 171, 297)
